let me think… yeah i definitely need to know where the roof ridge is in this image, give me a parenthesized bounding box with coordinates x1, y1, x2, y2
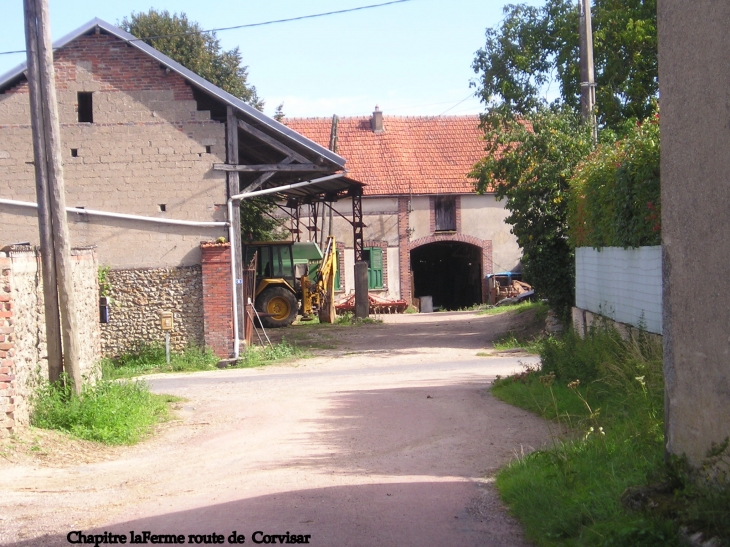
(0, 17, 344, 168)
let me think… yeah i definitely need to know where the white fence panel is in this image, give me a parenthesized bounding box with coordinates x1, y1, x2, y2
(575, 246, 662, 334)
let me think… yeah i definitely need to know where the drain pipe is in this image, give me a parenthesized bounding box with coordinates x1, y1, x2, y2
(0, 198, 229, 227)
(227, 172, 346, 359)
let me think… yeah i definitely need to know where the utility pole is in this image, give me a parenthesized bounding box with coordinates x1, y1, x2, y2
(23, 0, 62, 384)
(23, 0, 83, 392)
(579, 0, 597, 145)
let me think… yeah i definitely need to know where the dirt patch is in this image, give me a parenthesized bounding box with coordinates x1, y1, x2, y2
(0, 427, 122, 468)
(267, 307, 543, 358)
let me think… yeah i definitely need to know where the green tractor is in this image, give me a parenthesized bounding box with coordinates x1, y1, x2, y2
(243, 237, 337, 328)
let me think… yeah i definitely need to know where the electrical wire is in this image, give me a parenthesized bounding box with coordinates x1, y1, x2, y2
(0, 0, 413, 56)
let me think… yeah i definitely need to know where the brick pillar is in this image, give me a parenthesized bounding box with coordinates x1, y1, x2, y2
(0, 256, 16, 437)
(397, 197, 412, 304)
(201, 242, 233, 358)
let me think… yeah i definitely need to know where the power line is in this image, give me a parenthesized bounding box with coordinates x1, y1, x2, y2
(0, 0, 413, 56)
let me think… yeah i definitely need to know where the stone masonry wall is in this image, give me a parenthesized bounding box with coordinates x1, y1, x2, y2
(100, 266, 204, 358)
(0, 32, 228, 270)
(0, 246, 100, 436)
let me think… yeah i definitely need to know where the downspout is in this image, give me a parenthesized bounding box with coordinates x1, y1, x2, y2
(227, 172, 346, 360)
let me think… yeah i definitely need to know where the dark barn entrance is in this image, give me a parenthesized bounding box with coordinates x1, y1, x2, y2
(410, 241, 482, 310)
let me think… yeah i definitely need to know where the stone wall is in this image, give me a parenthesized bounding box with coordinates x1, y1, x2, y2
(0, 246, 100, 436)
(100, 266, 204, 357)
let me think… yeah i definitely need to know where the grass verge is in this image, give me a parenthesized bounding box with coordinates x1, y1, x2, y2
(478, 300, 548, 317)
(234, 339, 304, 367)
(492, 326, 729, 546)
(31, 377, 179, 445)
(102, 343, 219, 379)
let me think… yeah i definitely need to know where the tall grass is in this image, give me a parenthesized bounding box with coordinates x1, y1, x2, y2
(492, 326, 729, 546)
(32, 377, 175, 445)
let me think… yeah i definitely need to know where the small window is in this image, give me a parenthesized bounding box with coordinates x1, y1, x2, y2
(78, 92, 93, 123)
(205, 145, 212, 154)
(70, 148, 78, 157)
(158, 204, 166, 212)
(434, 196, 456, 232)
(363, 247, 383, 290)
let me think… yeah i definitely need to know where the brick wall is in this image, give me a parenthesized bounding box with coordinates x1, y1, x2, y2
(0, 259, 14, 435)
(0, 32, 227, 270)
(397, 197, 412, 304)
(201, 242, 233, 358)
(0, 246, 100, 437)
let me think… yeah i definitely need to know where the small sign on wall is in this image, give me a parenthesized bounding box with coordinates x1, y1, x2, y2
(160, 311, 173, 331)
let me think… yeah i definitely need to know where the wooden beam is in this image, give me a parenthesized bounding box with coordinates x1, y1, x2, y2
(213, 163, 331, 173)
(240, 156, 295, 194)
(237, 119, 311, 164)
(226, 106, 245, 345)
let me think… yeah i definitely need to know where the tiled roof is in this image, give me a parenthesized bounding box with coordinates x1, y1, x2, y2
(284, 115, 491, 196)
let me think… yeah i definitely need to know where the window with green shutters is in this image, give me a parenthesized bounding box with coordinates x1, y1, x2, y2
(363, 247, 383, 289)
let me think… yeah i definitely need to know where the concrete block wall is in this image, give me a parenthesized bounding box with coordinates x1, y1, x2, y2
(0, 246, 100, 436)
(0, 32, 227, 270)
(100, 266, 204, 357)
(200, 242, 233, 358)
(575, 246, 662, 334)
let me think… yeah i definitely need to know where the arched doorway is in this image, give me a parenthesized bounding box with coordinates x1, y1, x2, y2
(410, 241, 482, 310)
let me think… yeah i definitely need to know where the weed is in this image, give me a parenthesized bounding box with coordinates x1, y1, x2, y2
(334, 311, 382, 325)
(31, 376, 173, 445)
(403, 305, 419, 314)
(101, 343, 219, 379)
(98, 266, 111, 298)
(235, 339, 304, 368)
(493, 331, 544, 354)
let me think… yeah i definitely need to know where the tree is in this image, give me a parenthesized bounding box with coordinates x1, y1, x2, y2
(472, 0, 657, 130)
(471, 1, 658, 315)
(121, 10, 263, 109)
(471, 106, 593, 315)
(240, 196, 288, 242)
(273, 103, 285, 122)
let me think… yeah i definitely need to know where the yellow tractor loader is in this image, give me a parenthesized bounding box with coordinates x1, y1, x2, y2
(243, 236, 337, 328)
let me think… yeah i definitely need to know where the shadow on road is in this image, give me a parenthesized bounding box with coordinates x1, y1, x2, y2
(8, 480, 529, 547)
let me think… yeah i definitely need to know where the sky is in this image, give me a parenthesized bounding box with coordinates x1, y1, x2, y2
(0, 0, 543, 119)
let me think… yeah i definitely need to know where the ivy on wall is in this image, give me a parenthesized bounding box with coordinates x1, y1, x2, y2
(569, 112, 660, 249)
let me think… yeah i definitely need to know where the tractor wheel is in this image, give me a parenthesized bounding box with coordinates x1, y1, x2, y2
(256, 287, 298, 328)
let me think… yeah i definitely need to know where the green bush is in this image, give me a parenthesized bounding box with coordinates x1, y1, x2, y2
(570, 111, 660, 248)
(31, 377, 173, 445)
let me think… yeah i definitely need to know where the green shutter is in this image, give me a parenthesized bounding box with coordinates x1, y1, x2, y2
(367, 247, 383, 289)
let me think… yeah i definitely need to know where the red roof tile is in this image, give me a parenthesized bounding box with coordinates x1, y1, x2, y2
(284, 115, 490, 196)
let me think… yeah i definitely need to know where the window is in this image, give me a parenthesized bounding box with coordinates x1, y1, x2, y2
(77, 92, 93, 123)
(363, 247, 383, 289)
(434, 196, 456, 232)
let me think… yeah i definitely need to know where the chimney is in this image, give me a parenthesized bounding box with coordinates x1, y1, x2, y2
(371, 105, 384, 134)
